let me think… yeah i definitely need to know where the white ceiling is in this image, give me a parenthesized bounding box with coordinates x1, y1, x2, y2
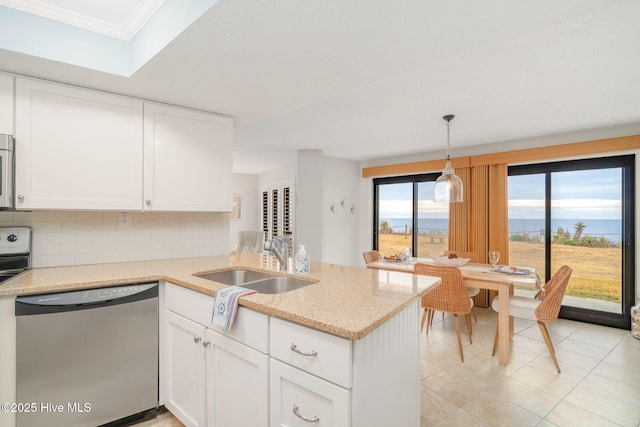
(0, 0, 639, 174)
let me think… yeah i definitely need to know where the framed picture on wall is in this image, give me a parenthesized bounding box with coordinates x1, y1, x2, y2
(231, 194, 241, 219)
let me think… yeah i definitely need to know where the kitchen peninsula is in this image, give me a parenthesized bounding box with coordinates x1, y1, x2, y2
(0, 253, 439, 427)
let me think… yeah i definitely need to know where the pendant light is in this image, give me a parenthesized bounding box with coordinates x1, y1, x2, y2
(434, 114, 463, 203)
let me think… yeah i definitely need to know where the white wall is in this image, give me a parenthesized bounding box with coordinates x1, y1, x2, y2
(229, 173, 260, 252)
(257, 163, 296, 189)
(257, 153, 365, 267)
(296, 150, 324, 262)
(0, 210, 229, 268)
(322, 156, 362, 266)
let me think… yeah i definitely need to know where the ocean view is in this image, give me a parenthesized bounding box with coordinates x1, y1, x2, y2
(379, 218, 623, 243)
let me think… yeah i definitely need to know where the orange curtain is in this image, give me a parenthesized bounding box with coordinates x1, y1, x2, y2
(470, 166, 489, 263)
(459, 163, 509, 264)
(488, 164, 509, 265)
(449, 164, 508, 307)
(447, 167, 472, 251)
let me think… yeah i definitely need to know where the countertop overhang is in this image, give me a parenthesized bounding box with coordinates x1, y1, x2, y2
(0, 254, 440, 340)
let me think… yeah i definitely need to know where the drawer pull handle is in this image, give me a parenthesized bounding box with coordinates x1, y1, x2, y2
(290, 343, 317, 357)
(194, 336, 201, 344)
(292, 404, 320, 423)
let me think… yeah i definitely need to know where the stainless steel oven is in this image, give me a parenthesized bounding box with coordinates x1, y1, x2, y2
(0, 134, 14, 209)
(0, 226, 30, 283)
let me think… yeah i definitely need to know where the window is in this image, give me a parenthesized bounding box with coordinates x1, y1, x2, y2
(508, 155, 635, 329)
(373, 173, 448, 258)
(272, 189, 279, 238)
(262, 180, 295, 247)
(262, 190, 269, 239)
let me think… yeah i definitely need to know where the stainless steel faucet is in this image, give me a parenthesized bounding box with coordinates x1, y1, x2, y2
(264, 236, 290, 271)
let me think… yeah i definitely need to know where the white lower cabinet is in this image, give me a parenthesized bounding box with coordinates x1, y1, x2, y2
(270, 358, 350, 427)
(207, 330, 268, 427)
(269, 317, 352, 426)
(164, 283, 421, 427)
(0, 296, 16, 427)
(165, 310, 207, 427)
(269, 306, 421, 427)
(164, 283, 269, 427)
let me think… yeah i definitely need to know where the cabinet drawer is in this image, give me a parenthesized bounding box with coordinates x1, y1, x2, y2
(270, 359, 350, 427)
(270, 317, 352, 388)
(164, 282, 269, 353)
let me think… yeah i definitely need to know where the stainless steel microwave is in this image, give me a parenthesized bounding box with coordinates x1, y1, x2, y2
(0, 135, 15, 209)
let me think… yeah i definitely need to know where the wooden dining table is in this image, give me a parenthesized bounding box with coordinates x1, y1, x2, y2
(367, 258, 538, 365)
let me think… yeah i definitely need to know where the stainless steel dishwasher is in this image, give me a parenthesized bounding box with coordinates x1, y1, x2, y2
(15, 282, 159, 427)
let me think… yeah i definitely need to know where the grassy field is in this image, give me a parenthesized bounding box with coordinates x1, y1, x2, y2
(378, 234, 622, 303)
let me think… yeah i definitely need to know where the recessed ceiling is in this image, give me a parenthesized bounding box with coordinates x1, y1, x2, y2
(0, 0, 164, 40)
(0, 0, 217, 75)
(0, 0, 638, 175)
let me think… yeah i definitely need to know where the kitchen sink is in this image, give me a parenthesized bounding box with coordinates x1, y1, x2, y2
(240, 276, 315, 294)
(196, 269, 316, 294)
(196, 269, 274, 285)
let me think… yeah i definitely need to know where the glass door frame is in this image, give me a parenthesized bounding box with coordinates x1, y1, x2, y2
(509, 155, 635, 329)
(373, 173, 441, 256)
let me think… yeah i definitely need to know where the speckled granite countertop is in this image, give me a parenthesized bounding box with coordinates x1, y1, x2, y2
(0, 254, 439, 340)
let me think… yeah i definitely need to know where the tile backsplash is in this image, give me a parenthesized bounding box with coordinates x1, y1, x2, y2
(0, 211, 230, 268)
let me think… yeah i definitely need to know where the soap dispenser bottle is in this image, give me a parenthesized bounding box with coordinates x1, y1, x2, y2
(295, 244, 309, 273)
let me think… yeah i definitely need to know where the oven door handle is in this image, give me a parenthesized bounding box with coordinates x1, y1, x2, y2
(0, 268, 28, 276)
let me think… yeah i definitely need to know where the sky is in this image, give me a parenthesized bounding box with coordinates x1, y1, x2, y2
(378, 182, 448, 219)
(378, 167, 622, 220)
(509, 169, 622, 220)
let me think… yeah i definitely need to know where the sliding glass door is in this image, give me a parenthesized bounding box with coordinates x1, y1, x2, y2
(374, 173, 448, 258)
(508, 155, 634, 329)
(375, 181, 414, 257)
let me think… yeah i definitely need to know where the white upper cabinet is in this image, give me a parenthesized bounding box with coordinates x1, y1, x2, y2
(12, 76, 234, 212)
(14, 77, 144, 210)
(143, 102, 233, 212)
(0, 74, 14, 135)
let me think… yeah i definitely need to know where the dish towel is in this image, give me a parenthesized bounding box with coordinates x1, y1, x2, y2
(211, 286, 257, 331)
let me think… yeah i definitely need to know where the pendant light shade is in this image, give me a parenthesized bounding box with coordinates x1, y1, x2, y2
(434, 114, 463, 203)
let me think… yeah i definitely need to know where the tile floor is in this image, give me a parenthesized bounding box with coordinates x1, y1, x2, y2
(420, 308, 640, 427)
(136, 308, 640, 427)
(132, 408, 184, 427)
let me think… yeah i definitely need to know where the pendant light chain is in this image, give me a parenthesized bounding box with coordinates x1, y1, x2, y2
(443, 114, 454, 161)
(446, 119, 451, 161)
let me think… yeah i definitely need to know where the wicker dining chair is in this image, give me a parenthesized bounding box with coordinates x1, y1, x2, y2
(415, 263, 473, 362)
(444, 250, 481, 322)
(362, 250, 382, 264)
(491, 265, 573, 372)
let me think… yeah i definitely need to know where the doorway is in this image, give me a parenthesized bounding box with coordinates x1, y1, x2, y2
(508, 155, 635, 329)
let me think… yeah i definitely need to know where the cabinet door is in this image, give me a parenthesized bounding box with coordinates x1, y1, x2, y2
(143, 102, 232, 212)
(0, 296, 16, 427)
(165, 310, 207, 427)
(14, 78, 143, 210)
(0, 73, 13, 135)
(270, 359, 350, 427)
(206, 329, 268, 427)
